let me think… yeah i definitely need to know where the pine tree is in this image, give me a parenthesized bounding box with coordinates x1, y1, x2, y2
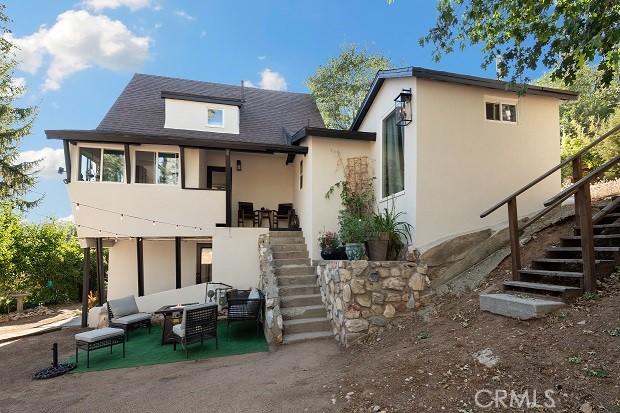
(0, 4, 40, 209)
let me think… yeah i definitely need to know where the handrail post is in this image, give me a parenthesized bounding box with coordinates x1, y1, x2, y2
(572, 156, 583, 225)
(576, 184, 596, 292)
(507, 197, 521, 280)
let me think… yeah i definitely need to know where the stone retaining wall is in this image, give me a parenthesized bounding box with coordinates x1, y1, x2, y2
(258, 234, 283, 345)
(316, 260, 430, 346)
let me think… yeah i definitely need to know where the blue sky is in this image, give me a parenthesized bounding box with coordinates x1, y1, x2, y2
(6, 0, 550, 221)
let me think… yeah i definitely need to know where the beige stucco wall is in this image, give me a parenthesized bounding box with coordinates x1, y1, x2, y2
(414, 78, 561, 248)
(164, 98, 240, 134)
(293, 136, 374, 260)
(107, 228, 266, 300)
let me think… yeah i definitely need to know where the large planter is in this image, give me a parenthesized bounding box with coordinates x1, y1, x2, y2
(345, 243, 366, 260)
(334, 246, 348, 260)
(367, 233, 389, 261)
(320, 250, 335, 260)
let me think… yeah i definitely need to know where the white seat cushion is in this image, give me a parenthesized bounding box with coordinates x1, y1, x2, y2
(111, 313, 151, 325)
(75, 327, 124, 343)
(172, 323, 185, 338)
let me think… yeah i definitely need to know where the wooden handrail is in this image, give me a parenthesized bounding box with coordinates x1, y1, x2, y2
(480, 123, 620, 218)
(544, 155, 620, 207)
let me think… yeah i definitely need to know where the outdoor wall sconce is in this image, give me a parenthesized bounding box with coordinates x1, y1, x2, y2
(236, 160, 242, 171)
(394, 88, 413, 126)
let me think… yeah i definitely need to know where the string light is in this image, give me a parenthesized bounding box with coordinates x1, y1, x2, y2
(76, 224, 132, 238)
(72, 202, 202, 231)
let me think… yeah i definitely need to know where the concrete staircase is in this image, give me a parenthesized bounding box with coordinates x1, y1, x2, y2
(270, 230, 332, 344)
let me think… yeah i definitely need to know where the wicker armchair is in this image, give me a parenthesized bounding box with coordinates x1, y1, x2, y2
(171, 303, 218, 358)
(226, 289, 264, 334)
(238, 202, 255, 227)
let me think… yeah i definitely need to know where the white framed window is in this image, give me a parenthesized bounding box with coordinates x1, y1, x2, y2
(135, 150, 179, 185)
(78, 147, 125, 183)
(485, 98, 518, 123)
(207, 108, 224, 127)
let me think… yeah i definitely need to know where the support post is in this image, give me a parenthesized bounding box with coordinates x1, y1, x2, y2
(95, 238, 105, 304)
(572, 156, 583, 226)
(576, 185, 596, 292)
(124, 143, 131, 184)
(137, 237, 144, 296)
(175, 237, 182, 289)
(507, 197, 521, 280)
(225, 149, 232, 227)
(62, 140, 72, 183)
(81, 247, 90, 328)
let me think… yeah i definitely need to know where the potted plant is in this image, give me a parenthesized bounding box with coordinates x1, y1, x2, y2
(367, 215, 390, 261)
(318, 231, 340, 260)
(339, 212, 369, 260)
(374, 206, 413, 260)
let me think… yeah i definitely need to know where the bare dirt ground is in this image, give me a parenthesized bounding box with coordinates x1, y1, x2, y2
(1, 222, 618, 413)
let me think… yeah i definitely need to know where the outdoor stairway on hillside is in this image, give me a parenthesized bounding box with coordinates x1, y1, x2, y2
(269, 231, 332, 344)
(481, 196, 620, 319)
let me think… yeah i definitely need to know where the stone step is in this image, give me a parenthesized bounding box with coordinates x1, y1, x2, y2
(279, 284, 320, 297)
(273, 258, 311, 267)
(271, 244, 307, 253)
(281, 305, 327, 320)
(277, 274, 317, 286)
(269, 230, 304, 238)
(280, 293, 323, 308)
(480, 293, 566, 320)
(283, 317, 331, 335)
(273, 251, 309, 260)
(282, 330, 333, 345)
(275, 265, 315, 276)
(269, 237, 305, 245)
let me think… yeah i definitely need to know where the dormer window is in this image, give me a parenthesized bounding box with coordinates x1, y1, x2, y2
(207, 108, 224, 127)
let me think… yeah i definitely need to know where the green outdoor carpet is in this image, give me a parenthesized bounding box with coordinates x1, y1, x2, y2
(70, 320, 268, 373)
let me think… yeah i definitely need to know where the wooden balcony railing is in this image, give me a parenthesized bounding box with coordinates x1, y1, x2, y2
(480, 124, 620, 292)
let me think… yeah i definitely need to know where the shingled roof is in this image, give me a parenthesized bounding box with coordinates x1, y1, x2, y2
(95, 73, 325, 147)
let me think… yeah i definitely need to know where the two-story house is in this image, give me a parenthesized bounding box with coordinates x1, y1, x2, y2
(46, 68, 576, 311)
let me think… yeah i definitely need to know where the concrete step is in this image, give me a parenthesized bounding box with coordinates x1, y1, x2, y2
(275, 265, 315, 276)
(280, 293, 323, 308)
(273, 258, 311, 267)
(270, 237, 305, 245)
(277, 274, 317, 286)
(480, 293, 566, 320)
(271, 243, 307, 253)
(269, 230, 304, 238)
(283, 317, 331, 335)
(281, 305, 327, 320)
(282, 330, 333, 345)
(273, 251, 309, 260)
(279, 284, 320, 297)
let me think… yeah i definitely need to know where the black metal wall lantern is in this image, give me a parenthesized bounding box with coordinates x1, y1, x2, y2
(236, 160, 242, 171)
(394, 88, 413, 126)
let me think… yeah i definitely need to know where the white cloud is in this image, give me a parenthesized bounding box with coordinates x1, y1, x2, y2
(257, 55, 266, 60)
(59, 214, 74, 223)
(18, 147, 65, 179)
(243, 80, 256, 88)
(174, 10, 196, 21)
(200, 30, 207, 38)
(258, 68, 287, 91)
(82, 0, 151, 11)
(7, 10, 150, 91)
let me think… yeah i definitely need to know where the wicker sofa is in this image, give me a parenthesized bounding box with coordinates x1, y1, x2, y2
(107, 295, 152, 341)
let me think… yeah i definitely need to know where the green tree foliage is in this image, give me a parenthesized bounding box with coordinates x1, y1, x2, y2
(0, 5, 39, 209)
(536, 66, 620, 181)
(0, 205, 84, 311)
(307, 45, 391, 129)
(420, 0, 620, 86)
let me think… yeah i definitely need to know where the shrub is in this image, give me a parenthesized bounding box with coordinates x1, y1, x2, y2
(318, 231, 340, 253)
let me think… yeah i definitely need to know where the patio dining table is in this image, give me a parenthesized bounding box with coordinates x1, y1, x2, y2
(154, 303, 198, 345)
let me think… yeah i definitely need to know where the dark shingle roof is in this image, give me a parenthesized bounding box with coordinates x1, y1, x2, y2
(96, 73, 324, 146)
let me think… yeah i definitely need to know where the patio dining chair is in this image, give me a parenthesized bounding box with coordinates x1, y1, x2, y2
(272, 203, 299, 229)
(171, 303, 218, 358)
(238, 202, 256, 227)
